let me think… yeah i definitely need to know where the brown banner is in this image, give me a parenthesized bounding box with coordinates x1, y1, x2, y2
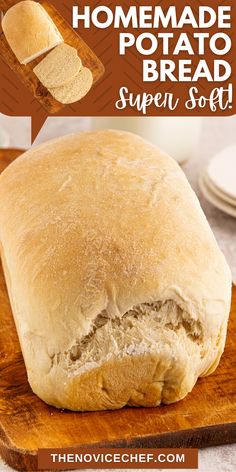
(1, 0, 236, 142)
(38, 447, 198, 470)
(0, 0, 236, 120)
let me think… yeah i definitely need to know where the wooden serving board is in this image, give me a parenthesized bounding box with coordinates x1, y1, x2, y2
(0, 2, 105, 114)
(0, 149, 236, 470)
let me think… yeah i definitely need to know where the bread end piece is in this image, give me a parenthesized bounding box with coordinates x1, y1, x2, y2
(0, 130, 231, 412)
(27, 295, 230, 411)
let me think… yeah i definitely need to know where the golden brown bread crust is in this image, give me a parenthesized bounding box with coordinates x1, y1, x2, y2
(0, 130, 232, 411)
(2, 1, 63, 64)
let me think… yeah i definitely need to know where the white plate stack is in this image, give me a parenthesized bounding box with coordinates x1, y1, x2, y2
(199, 145, 236, 218)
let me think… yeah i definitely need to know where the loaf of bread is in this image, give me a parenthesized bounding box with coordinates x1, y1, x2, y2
(2, 1, 63, 64)
(33, 43, 82, 88)
(0, 131, 231, 411)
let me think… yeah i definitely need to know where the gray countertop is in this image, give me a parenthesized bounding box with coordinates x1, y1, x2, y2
(0, 114, 235, 472)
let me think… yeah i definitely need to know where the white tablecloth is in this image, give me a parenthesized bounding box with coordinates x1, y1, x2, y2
(0, 114, 235, 472)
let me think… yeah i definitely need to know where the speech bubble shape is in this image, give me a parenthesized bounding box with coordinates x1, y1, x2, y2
(0, 0, 235, 146)
(31, 110, 48, 144)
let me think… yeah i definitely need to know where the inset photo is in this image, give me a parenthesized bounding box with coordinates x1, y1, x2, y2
(0, 1, 104, 112)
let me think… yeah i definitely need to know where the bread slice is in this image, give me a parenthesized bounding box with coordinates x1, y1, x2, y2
(0, 130, 231, 412)
(49, 67, 93, 104)
(2, 1, 63, 65)
(33, 44, 82, 88)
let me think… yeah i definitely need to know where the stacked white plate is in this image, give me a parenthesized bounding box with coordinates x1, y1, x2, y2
(199, 145, 236, 218)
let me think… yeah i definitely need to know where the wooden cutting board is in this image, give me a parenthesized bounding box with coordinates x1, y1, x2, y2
(0, 2, 105, 114)
(0, 149, 236, 471)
